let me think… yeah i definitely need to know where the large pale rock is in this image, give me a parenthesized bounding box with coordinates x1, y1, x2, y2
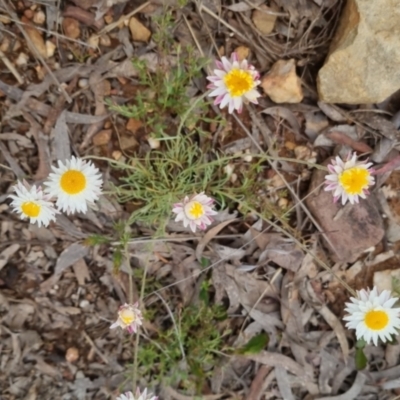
(318, 0, 400, 104)
(306, 163, 384, 263)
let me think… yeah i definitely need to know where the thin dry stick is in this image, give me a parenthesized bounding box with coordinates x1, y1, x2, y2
(0, 49, 23, 84)
(95, 1, 151, 37)
(199, 4, 250, 43)
(82, 331, 109, 364)
(131, 251, 151, 393)
(240, 267, 282, 334)
(154, 292, 186, 361)
(1, 0, 72, 103)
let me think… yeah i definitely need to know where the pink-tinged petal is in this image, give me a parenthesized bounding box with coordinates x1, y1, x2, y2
(209, 87, 227, 97)
(327, 164, 336, 173)
(215, 60, 224, 69)
(219, 94, 230, 109)
(231, 52, 239, 62)
(214, 94, 225, 105)
(214, 69, 226, 78)
(240, 59, 248, 70)
(233, 96, 243, 111)
(189, 221, 197, 232)
(228, 98, 235, 114)
(110, 321, 119, 329)
(206, 75, 221, 82)
(222, 56, 232, 71)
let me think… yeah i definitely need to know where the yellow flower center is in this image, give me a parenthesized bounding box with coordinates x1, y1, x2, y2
(60, 170, 86, 195)
(120, 309, 136, 325)
(364, 309, 389, 331)
(21, 201, 41, 218)
(338, 167, 370, 195)
(224, 69, 253, 97)
(186, 201, 205, 220)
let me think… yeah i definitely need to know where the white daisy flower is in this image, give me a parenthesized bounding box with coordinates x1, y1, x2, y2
(207, 52, 261, 114)
(110, 303, 143, 334)
(343, 286, 400, 346)
(44, 156, 103, 214)
(8, 181, 57, 227)
(324, 152, 375, 205)
(172, 192, 217, 233)
(117, 388, 158, 400)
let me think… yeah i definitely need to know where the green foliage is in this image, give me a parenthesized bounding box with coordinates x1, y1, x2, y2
(110, 135, 230, 229)
(136, 295, 231, 393)
(238, 333, 269, 355)
(355, 347, 367, 370)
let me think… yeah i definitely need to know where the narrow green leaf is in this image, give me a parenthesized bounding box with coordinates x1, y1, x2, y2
(355, 347, 367, 370)
(238, 333, 269, 355)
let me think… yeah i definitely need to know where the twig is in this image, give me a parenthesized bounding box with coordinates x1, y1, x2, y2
(154, 292, 186, 361)
(1, 0, 72, 103)
(82, 330, 109, 364)
(0, 49, 23, 84)
(199, 4, 250, 43)
(95, 2, 151, 37)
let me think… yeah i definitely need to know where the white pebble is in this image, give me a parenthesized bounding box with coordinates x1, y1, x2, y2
(15, 52, 29, 66)
(78, 78, 88, 88)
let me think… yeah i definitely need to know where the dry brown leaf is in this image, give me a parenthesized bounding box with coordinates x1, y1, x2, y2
(72, 258, 91, 286)
(275, 366, 296, 400)
(0, 244, 20, 271)
(62, 17, 81, 39)
(52, 110, 71, 163)
(41, 243, 89, 291)
(298, 279, 349, 361)
(326, 131, 372, 153)
(317, 102, 347, 122)
(262, 106, 301, 137)
(244, 351, 309, 378)
(315, 372, 366, 400)
(195, 218, 237, 262)
(252, 6, 278, 34)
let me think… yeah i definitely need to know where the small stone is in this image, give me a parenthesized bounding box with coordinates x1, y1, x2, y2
(317, 0, 400, 104)
(92, 129, 112, 146)
(65, 347, 79, 363)
(147, 137, 160, 149)
(306, 162, 384, 263)
(79, 299, 90, 308)
(0, 15, 11, 24)
(87, 34, 99, 48)
(99, 34, 111, 47)
(252, 5, 277, 34)
(33, 10, 46, 25)
(234, 46, 250, 61)
(46, 40, 56, 58)
(78, 78, 88, 88)
(126, 118, 143, 134)
(285, 141, 296, 150)
(129, 16, 151, 42)
(120, 135, 139, 151)
(0, 37, 10, 52)
(62, 17, 80, 40)
(15, 52, 29, 66)
(278, 198, 289, 209)
(294, 145, 311, 160)
(261, 59, 303, 103)
(112, 150, 122, 160)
